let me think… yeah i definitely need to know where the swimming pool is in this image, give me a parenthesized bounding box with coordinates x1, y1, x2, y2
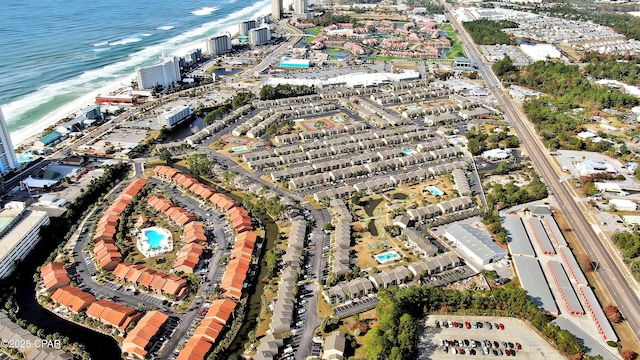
(138, 227, 173, 257)
(408, 105, 419, 110)
(374, 250, 400, 264)
(232, 146, 248, 152)
(427, 186, 444, 196)
(334, 117, 344, 123)
(402, 149, 416, 155)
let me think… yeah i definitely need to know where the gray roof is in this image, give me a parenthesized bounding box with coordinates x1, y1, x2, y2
(512, 256, 559, 314)
(528, 218, 556, 255)
(542, 216, 568, 247)
(445, 224, 507, 262)
(559, 247, 588, 286)
(503, 215, 535, 257)
(547, 261, 584, 315)
(529, 205, 552, 216)
(323, 331, 346, 358)
(579, 286, 618, 342)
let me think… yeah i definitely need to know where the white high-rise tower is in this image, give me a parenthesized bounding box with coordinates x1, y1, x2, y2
(0, 108, 18, 174)
(271, 0, 283, 20)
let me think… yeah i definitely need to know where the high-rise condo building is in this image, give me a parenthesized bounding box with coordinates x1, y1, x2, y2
(293, 0, 308, 15)
(271, 0, 283, 20)
(0, 108, 18, 174)
(238, 20, 258, 37)
(249, 27, 272, 46)
(206, 34, 233, 55)
(136, 56, 181, 90)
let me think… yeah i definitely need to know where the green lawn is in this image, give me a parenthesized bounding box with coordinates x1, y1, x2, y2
(306, 27, 322, 37)
(440, 24, 466, 59)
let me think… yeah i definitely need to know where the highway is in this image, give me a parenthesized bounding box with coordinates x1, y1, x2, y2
(443, 3, 640, 339)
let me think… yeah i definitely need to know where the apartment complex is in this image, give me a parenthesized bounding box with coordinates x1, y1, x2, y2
(136, 56, 181, 90)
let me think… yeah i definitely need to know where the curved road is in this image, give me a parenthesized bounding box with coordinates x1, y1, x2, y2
(444, 3, 640, 339)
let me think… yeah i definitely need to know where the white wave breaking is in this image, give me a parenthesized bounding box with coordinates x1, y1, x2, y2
(2, 0, 272, 146)
(157, 25, 175, 31)
(109, 37, 142, 46)
(191, 6, 220, 16)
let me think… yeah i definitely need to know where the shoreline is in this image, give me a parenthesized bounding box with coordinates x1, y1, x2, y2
(9, 2, 272, 150)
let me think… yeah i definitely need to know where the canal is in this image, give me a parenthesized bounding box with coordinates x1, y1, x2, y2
(12, 232, 121, 359)
(227, 212, 278, 357)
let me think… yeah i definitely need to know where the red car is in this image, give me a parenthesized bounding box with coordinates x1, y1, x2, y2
(516, 342, 522, 350)
(453, 321, 458, 328)
(465, 321, 471, 329)
(505, 349, 511, 356)
(499, 323, 505, 330)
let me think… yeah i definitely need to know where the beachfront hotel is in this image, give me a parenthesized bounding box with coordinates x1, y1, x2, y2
(249, 27, 272, 46)
(206, 34, 232, 56)
(135, 56, 181, 90)
(0, 202, 50, 279)
(239, 20, 258, 37)
(271, 0, 283, 20)
(0, 107, 19, 174)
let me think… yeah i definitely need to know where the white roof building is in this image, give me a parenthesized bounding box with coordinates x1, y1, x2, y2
(445, 223, 507, 266)
(609, 199, 637, 211)
(575, 159, 617, 176)
(482, 148, 511, 160)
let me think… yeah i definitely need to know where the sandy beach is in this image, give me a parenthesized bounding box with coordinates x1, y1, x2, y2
(10, 2, 272, 150)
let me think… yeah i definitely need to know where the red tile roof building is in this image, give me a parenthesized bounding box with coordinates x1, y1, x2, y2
(86, 299, 141, 331)
(173, 243, 204, 274)
(50, 286, 96, 313)
(121, 311, 169, 359)
(183, 221, 207, 245)
(176, 299, 236, 360)
(41, 262, 70, 292)
(114, 262, 190, 299)
(220, 232, 256, 299)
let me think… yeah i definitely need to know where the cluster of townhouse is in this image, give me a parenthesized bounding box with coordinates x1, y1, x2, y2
(330, 199, 352, 277)
(121, 310, 169, 359)
(345, 97, 405, 128)
(230, 103, 338, 139)
(406, 196, 475, 223)
(93, 178, 148, 270)
(176, 299, 237, 360)
(87, 177, 192, 300)
(152, 166, 258, 299)
(255, 218, 307, 360)
(148, 195, 197, 226)
(241, 121, 468, 197)
(41, 262, 71, 292)
(113, 262, 190, 299)
(47, 283, 142, 335)
(185, 82, 459, 146)
(313, 160, 468, 203)
(307, 18, 449, 58)
(324, 252, 461, 305)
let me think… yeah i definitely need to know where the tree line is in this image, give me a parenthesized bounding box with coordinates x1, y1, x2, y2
(259, 84, 316, 101)
(462, 19, 517, 45)
(612, 231, 640, 280)
(485, 174, 548, 210)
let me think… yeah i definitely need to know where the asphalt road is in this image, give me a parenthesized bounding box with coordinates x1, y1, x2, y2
(443, 3, 640, 339)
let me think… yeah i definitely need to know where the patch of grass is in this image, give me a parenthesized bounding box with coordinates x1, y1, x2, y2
(305, 27, 323, 39)
(440, 23, 465, 59)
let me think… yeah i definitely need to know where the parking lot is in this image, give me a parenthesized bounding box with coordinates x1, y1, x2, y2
(333, 296, 379, 318)
(420, 316, 565, 360)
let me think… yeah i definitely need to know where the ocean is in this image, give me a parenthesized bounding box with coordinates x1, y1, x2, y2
(0, 0, 271, 145)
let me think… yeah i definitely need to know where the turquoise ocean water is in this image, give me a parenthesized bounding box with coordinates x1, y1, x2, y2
(0, 0, 270, 141)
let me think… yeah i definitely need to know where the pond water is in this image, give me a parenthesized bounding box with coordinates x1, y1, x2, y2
(392, 193, 407, 200)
